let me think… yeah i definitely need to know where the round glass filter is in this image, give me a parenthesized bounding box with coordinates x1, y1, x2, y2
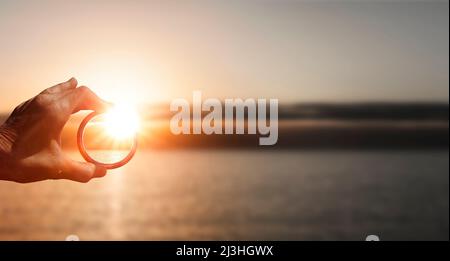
(77, 111, 138, 169)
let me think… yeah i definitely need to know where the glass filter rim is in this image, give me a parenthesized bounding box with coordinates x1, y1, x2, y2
(77, 111, 137, 169)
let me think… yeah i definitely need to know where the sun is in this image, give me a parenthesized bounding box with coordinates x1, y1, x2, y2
(103, 103, 140, 139)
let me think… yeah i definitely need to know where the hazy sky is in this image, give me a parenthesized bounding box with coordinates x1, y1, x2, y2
(0, 0, 448, 110)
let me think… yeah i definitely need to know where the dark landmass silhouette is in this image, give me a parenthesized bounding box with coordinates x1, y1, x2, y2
(1, 102, 448, 149)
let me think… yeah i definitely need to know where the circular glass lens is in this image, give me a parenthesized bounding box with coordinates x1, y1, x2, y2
(77, 112, 137, 169)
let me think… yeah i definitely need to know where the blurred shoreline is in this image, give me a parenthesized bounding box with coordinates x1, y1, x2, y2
(1, 102, 448, 150)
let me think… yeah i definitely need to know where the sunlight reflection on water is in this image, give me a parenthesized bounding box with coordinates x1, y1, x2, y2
(86, 150, 131, 164)
(0, 150, 448, 240)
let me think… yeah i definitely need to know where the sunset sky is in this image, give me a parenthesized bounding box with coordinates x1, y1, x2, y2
(0, 0, 448, 111)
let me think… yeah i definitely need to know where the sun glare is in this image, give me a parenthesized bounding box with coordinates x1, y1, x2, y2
(103, 103, 140, 139)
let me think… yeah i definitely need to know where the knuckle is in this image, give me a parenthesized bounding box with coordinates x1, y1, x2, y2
(10, 103, 23, 116)
(33, 94, 46, 105)
(40, 88, 52, 95)
(32, 94, 50, 109)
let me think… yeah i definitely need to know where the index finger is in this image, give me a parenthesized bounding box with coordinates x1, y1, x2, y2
(44, 77, 78, 94)
(66, 86, 113, 114)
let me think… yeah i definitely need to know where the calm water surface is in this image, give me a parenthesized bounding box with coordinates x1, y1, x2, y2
(0, 150, 448, 240)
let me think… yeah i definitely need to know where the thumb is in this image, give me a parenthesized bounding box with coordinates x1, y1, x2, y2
(61, 159, 107, 183)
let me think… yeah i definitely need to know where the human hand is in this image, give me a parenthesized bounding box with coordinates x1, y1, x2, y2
(0, 78, 111, 183)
